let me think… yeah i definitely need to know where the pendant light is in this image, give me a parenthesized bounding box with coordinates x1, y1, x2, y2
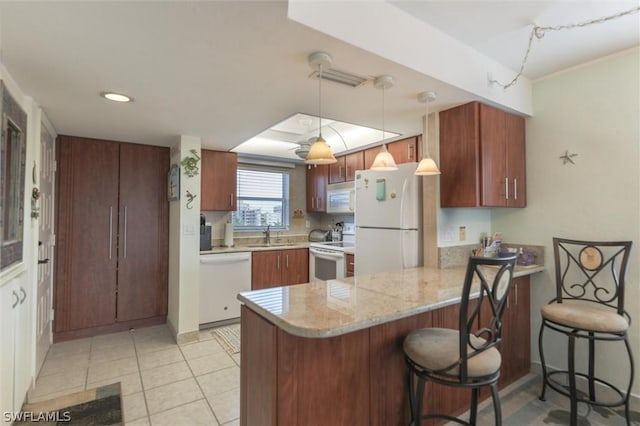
(415, 91, 441, 175)
(305, 52, 337, 165)
(370, 75, 398, 171)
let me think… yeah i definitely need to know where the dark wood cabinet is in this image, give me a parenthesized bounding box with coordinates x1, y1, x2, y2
(329, 156, 346, 184)
(387, 136, 420, 164)
(363, 146, 379, 170)
(346, 254, 355, 277)
(251, 248, 309, 290)
(344, 151, 364, 181)
(55, 136, 169, 340)
(330, 152, 364, 183)
(201, 150, 237, 211)
(439, 102, 526, 208)
(306, 164, 328, 212)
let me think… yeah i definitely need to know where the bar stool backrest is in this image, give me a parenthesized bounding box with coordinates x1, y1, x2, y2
(552, 238, 632, 317)
(457, 255, 517, 380)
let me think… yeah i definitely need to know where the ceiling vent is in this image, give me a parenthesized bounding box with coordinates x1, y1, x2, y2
(310, 68, 368, 88)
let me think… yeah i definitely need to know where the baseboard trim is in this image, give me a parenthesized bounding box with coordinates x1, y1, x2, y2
(53, 316, 166, 342)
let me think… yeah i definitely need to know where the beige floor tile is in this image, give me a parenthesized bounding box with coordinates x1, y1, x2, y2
(198, 329, 216, 342)
(149, 399, 217, 426)
(87, 371, 143, 396)
(122, 391, 148, 423)
(187, 352, 236, 377)
(29, 368, 87, 399)
(144, 378, 203, 415)
(27, 385, 85, 404)
(134, 333, 178, 355)
(221, 420, 239, 426)
(90, 342, 136, 364)
(87, 356, 138, 384)
(125, 415, 150, 426)
(92, 330, 134, 349)
(231, 353, 240, 367)
(180, 339, 225, 360)
(46, 338, 92, 359)
(141, 361, 192, 390)
(209, 388, 239, 424)
(196, 366, 240, 400)
(138, 347, 184, 371)
(38, 352, 90, 377)
(132, 325, 172, 340)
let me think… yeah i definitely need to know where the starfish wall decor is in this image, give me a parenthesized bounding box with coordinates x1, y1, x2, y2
(560, 150, 578, 165)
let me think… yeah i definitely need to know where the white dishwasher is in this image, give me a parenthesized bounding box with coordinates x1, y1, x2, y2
(199, 251, 252, 325)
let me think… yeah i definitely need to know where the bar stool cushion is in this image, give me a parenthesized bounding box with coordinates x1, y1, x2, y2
(404, 327, 501, 378)
(541, 302, 629, 333)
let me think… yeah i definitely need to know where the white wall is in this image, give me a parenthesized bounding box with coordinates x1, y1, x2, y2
(492, 48, 640, 395)
(167, 136, 201, 342)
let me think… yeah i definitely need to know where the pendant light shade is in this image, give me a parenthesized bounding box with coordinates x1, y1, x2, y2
(415, 91, 441, 176)
(305, 52, 337, 165)
(370, 75, 398, 171)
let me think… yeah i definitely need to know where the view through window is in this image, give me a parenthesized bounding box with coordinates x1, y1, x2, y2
(232, 167, 290, 230)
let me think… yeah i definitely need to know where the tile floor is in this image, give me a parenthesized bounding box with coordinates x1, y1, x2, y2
(28, 324, 241, 425)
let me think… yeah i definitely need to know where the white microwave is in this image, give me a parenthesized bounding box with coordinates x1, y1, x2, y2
(326, 182, 355, 213)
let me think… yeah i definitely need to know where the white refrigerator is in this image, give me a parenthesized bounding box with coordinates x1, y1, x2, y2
(355, 162, 422, 275)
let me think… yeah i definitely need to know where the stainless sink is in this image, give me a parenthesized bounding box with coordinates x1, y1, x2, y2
(246, 243, 297, 248)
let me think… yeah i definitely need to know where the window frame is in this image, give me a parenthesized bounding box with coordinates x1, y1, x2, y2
(232, 165, 290, 232)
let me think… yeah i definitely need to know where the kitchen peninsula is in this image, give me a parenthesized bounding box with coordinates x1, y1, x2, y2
(238, 263, 543, 426)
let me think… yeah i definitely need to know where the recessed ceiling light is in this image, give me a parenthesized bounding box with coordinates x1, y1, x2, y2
(100, 91, 133, 103)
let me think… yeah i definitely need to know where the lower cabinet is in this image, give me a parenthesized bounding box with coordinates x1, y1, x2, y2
(251, 248, 309, 290)
(346, 254, 355, 277)
(1, 278, 33, 420)
(241, 277, 531, 426)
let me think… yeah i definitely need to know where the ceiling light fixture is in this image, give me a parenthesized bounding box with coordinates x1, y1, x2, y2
(370, 75, 398, 171)
(100, 91, 133, 103)
(305, 52, 337, 165)
(415, 91, 441, 176)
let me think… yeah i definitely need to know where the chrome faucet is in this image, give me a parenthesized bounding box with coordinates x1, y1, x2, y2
(263, 225, 271, 245)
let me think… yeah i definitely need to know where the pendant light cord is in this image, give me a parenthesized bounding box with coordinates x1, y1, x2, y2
(381, 84, 385, 141)
(318, 65, 323, 139)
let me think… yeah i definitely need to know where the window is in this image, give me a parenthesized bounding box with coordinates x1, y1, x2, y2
(232, 167, 290, 231)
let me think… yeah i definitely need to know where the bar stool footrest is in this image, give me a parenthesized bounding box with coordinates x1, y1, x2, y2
(545, 370, 628, 409)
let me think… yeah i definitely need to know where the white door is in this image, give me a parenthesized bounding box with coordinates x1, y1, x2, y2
(35, 125, 55, 374)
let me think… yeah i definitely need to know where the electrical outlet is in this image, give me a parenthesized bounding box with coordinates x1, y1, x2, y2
(459, 226, 466, 241)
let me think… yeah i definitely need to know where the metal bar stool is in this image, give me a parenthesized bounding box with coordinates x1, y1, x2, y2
(538, 237, 634, 426)
(403, 255, 518, 426)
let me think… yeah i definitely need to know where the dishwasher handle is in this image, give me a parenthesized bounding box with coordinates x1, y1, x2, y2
(200, 252, 251, 265)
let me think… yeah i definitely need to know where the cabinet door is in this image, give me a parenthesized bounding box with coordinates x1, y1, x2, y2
(387, 137, 418, 164)
(306, 165, 328, 212)
(329, 156, 346, 184)
(252, 251, 282, 290)
(282, 249, 309, 285)
(0, 282, 16, 417)
(505, 277, 530, 384)
(479, 104, 508, 207)
(439, 103, 481, 207)
(201, 150, 237, 211)
(363, 146, 379, 170)
(55, 136, 119, 332)
(117, 143, 169, 322)
(346, 254, 355, 277)
(344, 152, 363, 181)
(506, 113, 526, 207)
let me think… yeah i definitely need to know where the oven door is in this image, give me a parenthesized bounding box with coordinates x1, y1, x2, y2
(309, 247, 346, 282)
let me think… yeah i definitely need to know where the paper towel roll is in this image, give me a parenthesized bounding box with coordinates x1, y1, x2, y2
(224, 222, 234, 247)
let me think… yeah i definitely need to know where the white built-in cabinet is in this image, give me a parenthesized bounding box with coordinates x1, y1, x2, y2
(1, 278, 33, 423)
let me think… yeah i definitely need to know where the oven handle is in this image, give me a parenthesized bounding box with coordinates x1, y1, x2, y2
(310, 247, 345, 260)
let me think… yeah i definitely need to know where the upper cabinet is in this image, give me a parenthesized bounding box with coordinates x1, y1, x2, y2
(439, 102, 526, 208)
(306, 164, 328, 212)
(329, 151, 364, 184)
(201, 150, 237, 211)
(363, 136, 420, 169)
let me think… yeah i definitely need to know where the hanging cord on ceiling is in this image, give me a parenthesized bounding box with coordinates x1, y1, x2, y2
(318, 63, 323, 139)
(489, 6, 640, 90)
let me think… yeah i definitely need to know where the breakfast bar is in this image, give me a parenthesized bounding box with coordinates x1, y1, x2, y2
(238, 264, 543, 426)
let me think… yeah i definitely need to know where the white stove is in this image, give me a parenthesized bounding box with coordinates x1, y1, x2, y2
(309, 224, 354, 282)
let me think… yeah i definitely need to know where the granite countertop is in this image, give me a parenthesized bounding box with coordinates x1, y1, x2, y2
(238, 264, 544, 339)
(200, 242, 310, 254)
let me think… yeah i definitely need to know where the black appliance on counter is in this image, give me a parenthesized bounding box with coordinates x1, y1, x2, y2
(200, 213, 212, 251)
